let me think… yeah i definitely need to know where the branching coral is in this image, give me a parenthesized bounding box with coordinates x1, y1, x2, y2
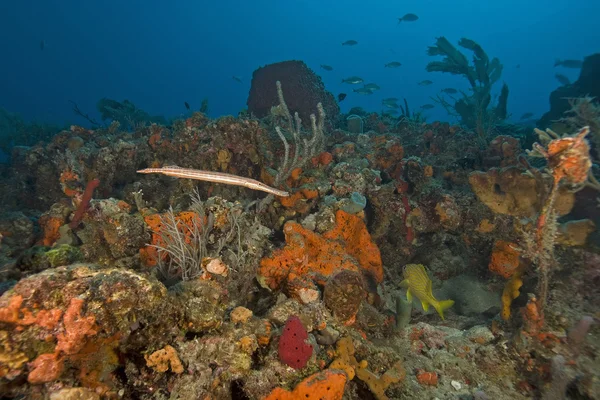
(259, 81, 326, 208)
(426, 37, 508, 143)
(520, 126, 593, 322)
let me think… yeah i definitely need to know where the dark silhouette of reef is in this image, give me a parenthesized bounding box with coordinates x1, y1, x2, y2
(538, 53, 600, 129)
(246, 60, 339, 128)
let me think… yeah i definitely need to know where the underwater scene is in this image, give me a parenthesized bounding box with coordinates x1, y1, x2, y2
(1, 1, 600, 399)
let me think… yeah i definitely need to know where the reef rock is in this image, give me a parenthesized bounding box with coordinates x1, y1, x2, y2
(538, 53, 600, 128)
(0, 264, 178, 395)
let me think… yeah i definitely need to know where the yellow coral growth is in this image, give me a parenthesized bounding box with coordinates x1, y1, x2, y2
(145, 345, 184, 374)
(329, 337, 404, 400)
(356, 361, 405, 400)
(329, 337, 358, 380)
(0, 331, 29, 378)
(501, 268, 524, 320)
(263, 370, 347, 400)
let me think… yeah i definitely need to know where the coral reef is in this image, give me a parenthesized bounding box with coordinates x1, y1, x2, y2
(0, 68, 599, 399)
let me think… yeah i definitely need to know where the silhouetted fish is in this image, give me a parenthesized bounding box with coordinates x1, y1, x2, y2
(342, 40, 358, 46)
(353, 87, 374, 95)
(342, 76, 364, 84)
(420, 104, 435, 110)
(398, 13, 419, 23)
(520, 112, 534, 120)
(184, 102, 190, 110)
(385, 61, 402, 68)
(441, 88, 458, 94)
(320, 64, 333, 71)
(555, 74, 571, 85)
(363, 83, 380, 91)
(418, 80, 433, 86)
(39, 40, 45, 51)
(338, 93, 347, 102)
(232, 76, 242, 83)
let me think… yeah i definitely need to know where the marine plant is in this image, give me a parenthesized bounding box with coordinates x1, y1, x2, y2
(397, 98, 427, 127)
(426, 36, 509, 144)
(148, 190, 246, 281)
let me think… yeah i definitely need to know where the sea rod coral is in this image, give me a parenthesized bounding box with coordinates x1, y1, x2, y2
(520, 126, 593, 323)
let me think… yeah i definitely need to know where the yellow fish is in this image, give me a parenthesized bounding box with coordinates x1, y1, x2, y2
(400, 264, 454, 320)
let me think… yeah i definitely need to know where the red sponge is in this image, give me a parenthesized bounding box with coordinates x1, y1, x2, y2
(278, 315, 313, 369)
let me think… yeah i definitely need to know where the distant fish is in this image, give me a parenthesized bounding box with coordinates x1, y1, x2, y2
(420, 104, 435, 110)
(39, 40, 45, 51)
(515, 64, 521, 69)
(555, 73, 571, 85)
(353, 87, 374, 95)
(232, 76, 242, 83)
(385, 61, 402, 68)
(441, 88, 457, 94)
(338, 93, 347, 102)
(554, 59, 583, 68)
(184, 101, 190, 110)
(384, 109, 400, 115)
(382, 98, 399, 108)
(418, 80, 433, 86)
(363, 83, 380, 91)
(401, 264, 454, 320)
(320, 64, 333, 71)
(398, 13, 419, 23)
(342, 76, 364, 84)
(342, 40, 358, 46)
(520, 112, 534, 120)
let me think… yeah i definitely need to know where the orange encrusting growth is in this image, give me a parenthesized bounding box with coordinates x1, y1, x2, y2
(38, 214, 66, 247)
(262, 370, 347, 400)
(257, 210, 383, 301)
(488, 240, 521, 279)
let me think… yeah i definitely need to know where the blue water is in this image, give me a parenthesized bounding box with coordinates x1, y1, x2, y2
(0, 0, 598, 126)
